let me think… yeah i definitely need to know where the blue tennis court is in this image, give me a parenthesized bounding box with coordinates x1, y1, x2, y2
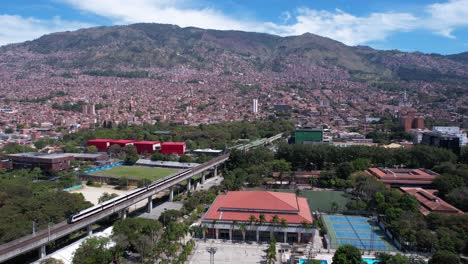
(322, 215, 396, 251)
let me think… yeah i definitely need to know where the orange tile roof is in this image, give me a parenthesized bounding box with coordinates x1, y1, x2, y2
(204, 191, 313, 224)
(367, 167, 437, 185)
(400, 187, 464, 216)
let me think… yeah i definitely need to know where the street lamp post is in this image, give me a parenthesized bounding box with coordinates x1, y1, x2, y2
(206, 247, 217, 264)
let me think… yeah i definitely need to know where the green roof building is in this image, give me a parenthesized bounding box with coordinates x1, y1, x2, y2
(295, 129, 323, 144)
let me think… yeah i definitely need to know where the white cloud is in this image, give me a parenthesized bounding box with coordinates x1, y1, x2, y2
(265, 8, 418, 45)
(0, 15, 94, 46)
(2, 0, 468, 47)
(59, 0, 420, 45)
(425, 0, 468, 38)
(279, 11, 292, 24)
(59, 0, 257, 31)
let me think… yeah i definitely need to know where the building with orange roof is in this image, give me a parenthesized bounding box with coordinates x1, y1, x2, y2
(202, 191, 314, 243)
(400, 187, 464, 216)
(366, 167, 438, 187)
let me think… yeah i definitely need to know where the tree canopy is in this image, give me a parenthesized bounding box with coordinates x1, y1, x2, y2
(332, 245, 364, 264)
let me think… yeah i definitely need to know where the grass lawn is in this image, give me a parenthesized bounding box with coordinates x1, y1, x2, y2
(89, 166, 178, 181)
(298, 190, 350, 213)
(254, 189, 351, 213)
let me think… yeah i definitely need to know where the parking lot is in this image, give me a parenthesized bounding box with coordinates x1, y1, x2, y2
(189, 240, 269, 264)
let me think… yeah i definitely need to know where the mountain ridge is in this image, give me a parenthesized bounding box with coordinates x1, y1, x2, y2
(0, 23, 466, 83)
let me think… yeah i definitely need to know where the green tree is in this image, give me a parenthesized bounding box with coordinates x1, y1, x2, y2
(336, 162, 355, 179)
(249, 215, 256, 225)
(40, 258, 65, 264)
(108, 144, 121, 158)
(258, 214, 266, 225)
(151, 152, 170, 161)
(112, 218, 163, 259)
(179, 154, 192, 163)
(122, 145, 139, 164)
(98, 192, 119, 203)
(118, 177, 129, 190)
(34, 140, 48, 150)
(159, 209, 183, 226)
(137, 178, 152, 187)
(376, 253, 411, 264)
(239, 223, 247, 241)
(433, 174, 464, 197)
(429, 250, 460, 264)
(351, 158, 371, 171)
(72, 237, 114, 264)
(332, 244, 364, 264)
(446, 187, 468, 211)
(266, 238, 277, 264)
(1, 143, 35, 154)
(86, 145, 98, 153)
(270, 215, 280, 226)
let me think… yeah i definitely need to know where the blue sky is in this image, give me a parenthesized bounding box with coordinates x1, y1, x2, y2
(1, 0, 467, 54)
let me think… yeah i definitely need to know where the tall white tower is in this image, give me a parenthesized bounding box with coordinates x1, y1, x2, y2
(253, 99, 258, 113)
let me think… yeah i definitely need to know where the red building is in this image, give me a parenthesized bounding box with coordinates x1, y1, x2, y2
(401, 116, 425, 132)
(133, 141, 161, 154)
(202, 191, 314, 243)
(400, 187, 464, 216)
(160, 142, 186, 155)
(109, 139, 136, 147)
(366, 167, 438, 187)
(87, 139, 112, 151)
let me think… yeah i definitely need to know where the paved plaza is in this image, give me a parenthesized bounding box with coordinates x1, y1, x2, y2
(189, 240, 269, 264)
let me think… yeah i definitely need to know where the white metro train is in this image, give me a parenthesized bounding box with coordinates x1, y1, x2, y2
(67, 169, 192, 223)
(67, 153, 229, 224)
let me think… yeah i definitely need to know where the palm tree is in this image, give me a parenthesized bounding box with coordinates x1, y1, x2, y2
(280, 218, 288, 229)
(239, 223, 247, 241)
(202, 225, 209, 240)
(249, 215, 257, 226)
(231, 220, 238, 240)
(270, 215, 280, 226)
(258, 214, 266, 226)
(266, 238, 277, 264)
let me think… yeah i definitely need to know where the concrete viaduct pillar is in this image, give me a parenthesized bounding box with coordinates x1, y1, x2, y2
(39, 245, 46, 259)
(120, 209, 127, 219)
(87, 224, 93, 236)
(147, 196, 153, 213)
(169, 187, 174, 202)
(201, 172, 206, 184)
(213, 166, 218, 177)
(187, 179, 191, 191)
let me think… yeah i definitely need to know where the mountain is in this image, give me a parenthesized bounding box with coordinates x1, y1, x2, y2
(0, 23, 466, 83)
(447, 52, 468, 64)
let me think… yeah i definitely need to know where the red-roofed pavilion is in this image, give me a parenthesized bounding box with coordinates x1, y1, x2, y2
(202, 191, 314, 243)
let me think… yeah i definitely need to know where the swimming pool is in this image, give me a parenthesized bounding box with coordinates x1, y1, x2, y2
(363, 258, 380, 264)
(298, 259, 327, 264)
(299, 258, 379, 264)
